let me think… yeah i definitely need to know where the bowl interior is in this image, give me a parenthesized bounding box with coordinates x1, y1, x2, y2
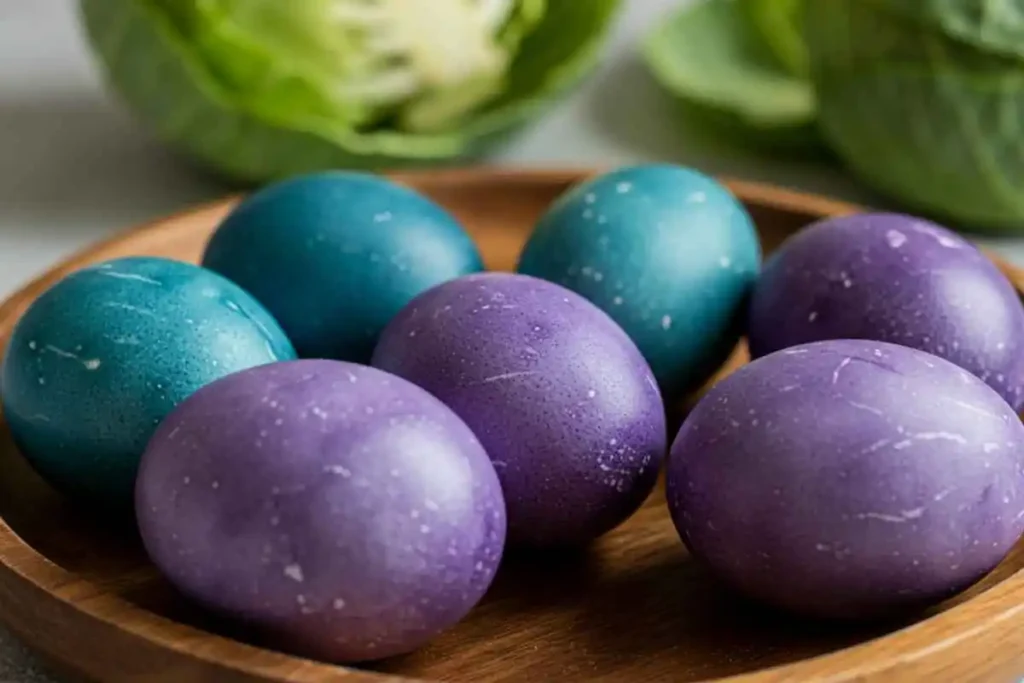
(0, 171, 1021, 683)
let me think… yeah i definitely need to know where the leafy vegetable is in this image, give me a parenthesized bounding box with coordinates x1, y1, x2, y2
(805, 0, 1024, 233)
(642, 0, 819, 153)
(743, 0, 808, 77)
(78, 0, 620, 183)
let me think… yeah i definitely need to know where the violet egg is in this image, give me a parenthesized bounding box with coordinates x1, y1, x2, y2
(747, 212, 1024, 409)
(136, 360, 506, 663)
(371, 272, 666, 548)
(667, 339, 1024, 620)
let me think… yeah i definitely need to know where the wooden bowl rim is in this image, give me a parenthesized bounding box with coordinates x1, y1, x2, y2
(0, 167, 1023, 682)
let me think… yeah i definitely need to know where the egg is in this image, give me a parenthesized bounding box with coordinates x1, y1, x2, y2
(668, 339, 1024, 620)
(747, 212, 1024, 410)
(371, 272, 666, 548)
(136, 359, 506, 663)
(201, 171, 484, 363)
(0, 257, 295, 507)
(516, 164, 760, 400)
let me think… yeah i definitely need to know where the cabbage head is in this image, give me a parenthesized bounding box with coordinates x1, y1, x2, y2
(642, 0, 819, 154)
(805, 0, 1024, 233)
(79, 0, 621, 183)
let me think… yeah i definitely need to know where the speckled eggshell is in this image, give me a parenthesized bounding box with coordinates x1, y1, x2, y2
(371, 272, 667, 548)
(0, 257, 295, 508)
(748, 212, 1024, 410)
(136, 359, 505, 663)
(667, 339, 1024, 620)
(201, 171, 484, 363)
(517, 164, 761, 400)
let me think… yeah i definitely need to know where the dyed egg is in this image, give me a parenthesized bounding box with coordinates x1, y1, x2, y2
(136, 360, 506, 663)
(0, 257, 295, 507)
(201, 171, 484, 363)
(372, 272, 666, 548)
(668, 339, 1024, 620)
(517, 164, 760, 399)
(748, 212, 1024, 410)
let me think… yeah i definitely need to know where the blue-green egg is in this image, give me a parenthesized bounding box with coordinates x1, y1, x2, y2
(201, 171, 484, 362)
(0, 256, 296, 508)
(517, 164, 761, 399)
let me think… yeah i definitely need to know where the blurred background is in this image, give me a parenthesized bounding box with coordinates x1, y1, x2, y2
(8, 0, 1024, 312)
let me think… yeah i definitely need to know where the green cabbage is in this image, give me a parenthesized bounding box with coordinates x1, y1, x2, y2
(805, 0, 1024, 233)
(642, 0, 819, 154)
(79, 0, 620, 183)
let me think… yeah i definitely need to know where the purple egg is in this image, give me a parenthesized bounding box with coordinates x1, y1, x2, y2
(371, 272, 666, 548)
(667, 339, 1024, 620)
(135, 359, 506, 663)
(747, 213, 1024, 410)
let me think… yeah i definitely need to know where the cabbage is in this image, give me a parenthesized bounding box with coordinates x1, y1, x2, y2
(79, 0, 620, 183)
(805, 0, 1024, 233)
(642, 0, 819, 154)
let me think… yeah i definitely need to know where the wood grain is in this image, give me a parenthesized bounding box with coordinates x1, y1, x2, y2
(0, 167, 1022, 683)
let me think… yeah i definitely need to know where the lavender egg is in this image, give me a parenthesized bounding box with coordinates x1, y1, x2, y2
(747, 213, 1024, 410)
(668, 339, 1024, 620)
(136, 360, 506, 663)
(371, 272, 666, 548)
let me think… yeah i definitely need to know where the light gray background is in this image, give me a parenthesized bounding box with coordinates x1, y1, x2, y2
(0, 1, 1021, 680)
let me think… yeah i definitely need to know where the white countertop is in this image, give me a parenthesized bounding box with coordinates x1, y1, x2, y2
(1, 1, 1023, 680)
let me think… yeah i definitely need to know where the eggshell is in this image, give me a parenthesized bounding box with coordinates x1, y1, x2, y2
(667, 339, 1024, 620)
(201, 171, 484, 362)
(517, 164, 760, 399)
(136, 359, 506, 663)
(371, 272, 666, 548)
(748, 212, 1024, 410)
(0, 257, 295, 507)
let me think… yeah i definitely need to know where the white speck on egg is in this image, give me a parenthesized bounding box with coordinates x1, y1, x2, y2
(616, 181, 632, 194)
(373, 211, 392, 223)
(584, 193, 596, 204)
(719, 256, 731, 268)
(689, 191, 706, 203)
(284, 564, 304, 582)
(587, 389, 596, 399)
(211, 480, 220, 489)
(28, 341, 36, 350)
(333, 598, 346, 610)
(612, 296, 623, 306)
(661, 315, 672, 330)
(808, 311, 818, 322)
(886, 230, 907, 248)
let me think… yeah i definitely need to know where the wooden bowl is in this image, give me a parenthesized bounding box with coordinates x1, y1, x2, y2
(1, 168, 1024, 683)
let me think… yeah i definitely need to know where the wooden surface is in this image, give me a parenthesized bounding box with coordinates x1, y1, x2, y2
(0, 168, 1023, 683)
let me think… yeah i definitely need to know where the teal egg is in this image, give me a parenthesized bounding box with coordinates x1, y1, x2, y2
(201, 171, 484, 362)
(517, 165, 761, 400)
(0, 256, 296, 508)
